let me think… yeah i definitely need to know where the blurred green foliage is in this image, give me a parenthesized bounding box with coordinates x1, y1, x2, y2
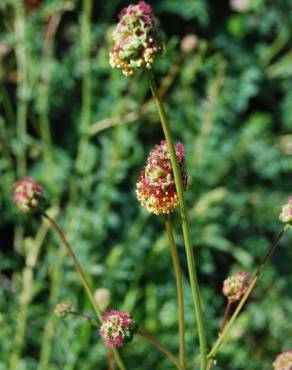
(0, 0, 291, 369)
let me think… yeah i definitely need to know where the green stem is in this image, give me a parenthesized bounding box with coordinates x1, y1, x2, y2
(14, 0, 28, 178)
(147, 69, 207, 370)
(208, 228, 285, 360)
(10, 215, 52, 370)
(165, 214, 186, 369)
(75, 0, 92, 172)
(42, 212, 126, 370)
(138, 332, 183, 370)
(206, 359, 214, 370)
(37, 13, 63, 160)
(69, 311, 99, 326)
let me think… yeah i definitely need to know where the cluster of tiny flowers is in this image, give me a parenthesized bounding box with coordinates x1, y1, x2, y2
(136, 140, 187, 215)
(99, 310, 138, 347)
(279, 197, 292, 225)
(13, 177, 45, 214)
(54, 302, 72, 318)
(109, 1, 163, 76)
(222, 272, 251, 303)
(273, 351, 292, 370)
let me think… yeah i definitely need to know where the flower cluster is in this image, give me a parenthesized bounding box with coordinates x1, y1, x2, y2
(99, 310, 138, 347)
(279, 197, 292, 226)
(222, 272, 251, 303)
(273, 351, 292, 370)
(109, 1, 163, 76)
(54, 302, 72, 318)
(13, 177, 46, 214)
(136, 141, 187, 215)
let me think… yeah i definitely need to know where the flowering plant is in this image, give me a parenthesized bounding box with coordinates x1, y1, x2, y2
(99, 310, 138, 347)
(9, 1, 291, 370)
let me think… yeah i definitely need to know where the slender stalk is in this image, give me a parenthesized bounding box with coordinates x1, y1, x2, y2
(138, 332, 182, 370)
(208, 228, 285, 360)
(14, 0, 28, 178)
(147, 69, 207, 370)
(37, 12, 63, 160)
(9, 217, 53, 370)
(219, 300, 232, 334)
(75, 0, 92, 172)
(13, 0, 29, 253)
(69, 311, 99, 326)
(37, 248, 66, 370)
(206, 359, 214, 370)
(165, 214, 186, 369)
(108, 348, 114, 370)
(42, 212, 126, 370)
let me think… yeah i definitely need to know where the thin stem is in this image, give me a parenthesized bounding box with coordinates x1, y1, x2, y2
(69, 311, 99, 326)
(138, 332, 182, 370)
(37, 12, 63, 160)
(208, 228, 285, 360)
(206, 359, 214, 370)
(108, 348, 113, 370)
(42, 212, 126, 370)
(219, 300, 232, 334)
(165, 214, 186, 369)
(10, 218, 51, 370)
(147, 69, 207, 370)
(14, 0, 28, 178)
(75, 0, 92, 172)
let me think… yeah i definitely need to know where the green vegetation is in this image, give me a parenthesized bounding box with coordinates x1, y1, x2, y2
(0, 0, 291, 369)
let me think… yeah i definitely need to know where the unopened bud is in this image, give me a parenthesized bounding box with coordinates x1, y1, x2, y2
(54, 303, 72, 317)
(94, 288, 111, 312)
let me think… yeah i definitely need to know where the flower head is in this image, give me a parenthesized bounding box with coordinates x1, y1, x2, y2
(136, 140, 187, 215)
(99, 310, 138, 347)
(279, 197, 292, 226)
(13, 177, 46, 214)
(54, 302, 72, 318)
(94, 288, 111, 312)
(222, 272, 251, 303)
(273, 351, 292, 370)
(180, 34, 198, 54)
(109, 1, 163, 76)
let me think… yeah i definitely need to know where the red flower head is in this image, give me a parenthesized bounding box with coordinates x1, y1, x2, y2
(99, 310, 138, 347)
(222, 271, 251, 303)
(13, 177, 46, 214)
(136, 141, 187, 215)
(109, 1, 163, 76)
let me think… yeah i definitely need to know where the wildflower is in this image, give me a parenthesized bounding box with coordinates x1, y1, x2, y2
(99, 310, 138, 347)
(94, 288, 111, 312)
(279, 197, 292, 225)
(230, 0, 252, 12)
(13, 177, 46, 214)
(109, 1, 163, 76)
(54, 302, 72, 317)
(273, 350, 292, 370)
(136, 140, 187, 215)
(222, 272, 251, 303)
(180, 34, 198, 54)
